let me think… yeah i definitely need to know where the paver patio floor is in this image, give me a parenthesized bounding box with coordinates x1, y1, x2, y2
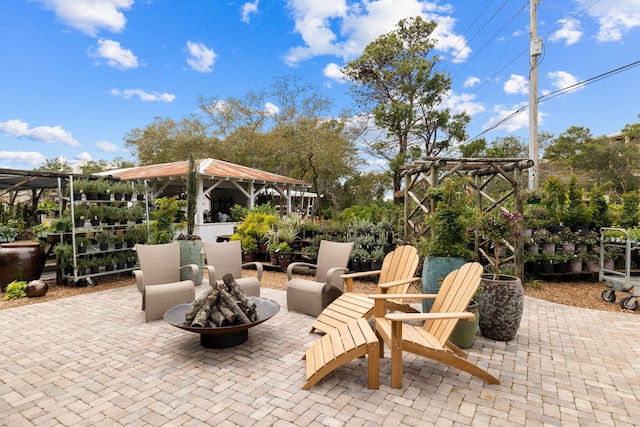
(1, 285, 639, 426)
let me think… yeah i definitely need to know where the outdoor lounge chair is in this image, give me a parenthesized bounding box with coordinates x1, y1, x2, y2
(286, 240, 354, 317)
(202, 240, 262, 297)
(134, 242, 197, 322)
(371, 261, 500, 388)
(310, 245, 421, 334)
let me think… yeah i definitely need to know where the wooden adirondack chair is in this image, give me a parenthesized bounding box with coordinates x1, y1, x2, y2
(371, 262, 500, 388)
(310, 245, 421, 334)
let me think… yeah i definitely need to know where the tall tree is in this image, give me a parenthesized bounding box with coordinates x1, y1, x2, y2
(124, 115, 216, 165)
(199, 76, 362, 211)
(35, 157, 71, 172)
(343, 16, 470, 194)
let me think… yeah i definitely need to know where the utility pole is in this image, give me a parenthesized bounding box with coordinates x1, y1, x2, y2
(529, 0, 542, 189)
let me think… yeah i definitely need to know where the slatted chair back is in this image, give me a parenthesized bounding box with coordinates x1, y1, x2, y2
(423, 262, 484, 346)
(377, 245, 419, 295)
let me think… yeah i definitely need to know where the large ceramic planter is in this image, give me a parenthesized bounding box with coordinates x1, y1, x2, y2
(422, 256, 467, 312)
(179, 240, 204, 285)
(449, 300, 479, 349)
(0, 241, 46, 291)
(477, 274, 524, 341)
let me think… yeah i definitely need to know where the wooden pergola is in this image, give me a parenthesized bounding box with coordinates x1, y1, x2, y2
(402, 157, 534, 279)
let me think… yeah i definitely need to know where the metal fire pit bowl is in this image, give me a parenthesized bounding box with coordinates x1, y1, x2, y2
(164, 297, 280, 348)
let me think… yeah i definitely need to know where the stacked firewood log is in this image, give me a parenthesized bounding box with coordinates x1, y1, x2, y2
(184, 274, 257, 328)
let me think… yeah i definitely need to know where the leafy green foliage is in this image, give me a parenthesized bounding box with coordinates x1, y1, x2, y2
(4, 281, 27, 300)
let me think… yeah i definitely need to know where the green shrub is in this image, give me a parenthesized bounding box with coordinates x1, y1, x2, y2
(4, 280, 27, 300)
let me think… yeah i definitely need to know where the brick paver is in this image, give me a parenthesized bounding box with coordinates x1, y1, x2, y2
(1, 285, 639, 426)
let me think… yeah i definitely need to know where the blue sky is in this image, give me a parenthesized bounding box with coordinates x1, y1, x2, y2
(1, 0, 639, 171)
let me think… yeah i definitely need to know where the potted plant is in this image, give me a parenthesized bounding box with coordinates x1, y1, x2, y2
(349, 246, 369, 272)
(89, 205, 103, 226)
(103, 206, 122, 226)
(416, 177, 477, 312)
(370, 246, 385, 270)
(53, 243, 73, 275)
(0, 224, 18, 243)
(274, 242, 292, 269)
(95, 230, 111, 251)
(176, 154, 204, 284)
(75, 236, 92, 254)
(476, 208, 525, 342)
(73, 205, 90, 228)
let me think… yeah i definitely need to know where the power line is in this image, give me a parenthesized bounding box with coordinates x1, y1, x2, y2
(464, 58, 640, 143)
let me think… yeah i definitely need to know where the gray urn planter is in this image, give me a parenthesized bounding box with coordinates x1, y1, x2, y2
(477, 274, 524, 341)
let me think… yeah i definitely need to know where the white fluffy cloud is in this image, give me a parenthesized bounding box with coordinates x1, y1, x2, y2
(96, 140, 119, 152)
(440, 91, 485, 117)
(547, 70, 583, 93)
(283, 0, 470, 66)
(578, 0, 640, 42)
(0, 119, 80, 146)
(110, 89, 176, 102)
(90, 39, 139, 69)
(32, 0, 133, 36)
(503, 74, 529, 95)
(323, 63, 346, 82)
(463, 76, 480, 88)
(186, 41, 217, 73)
(549, 18, 582, 46)
(0, 151, 47, 167)
(482, 103, 531, 133)
(241, 0, 259, 23)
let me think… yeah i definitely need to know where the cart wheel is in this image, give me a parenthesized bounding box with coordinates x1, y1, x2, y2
(601, 289, 616, 303)
(620, 296, 639, 311)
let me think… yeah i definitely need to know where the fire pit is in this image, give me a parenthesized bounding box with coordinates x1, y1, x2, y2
(164, 297, 280, 348)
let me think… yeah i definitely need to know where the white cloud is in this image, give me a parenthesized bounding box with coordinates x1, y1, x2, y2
(576, 0, 640, 42)
(186, 41, 217, 73)
(0, 151, 47, 167)
(463, 76, 480, 88)
(549, 18, 582, 46)
(323, 63, 346, 82)
(264, 102, 280, 115)
(547, 70, 584, 93)
(0, 119, 80, 146)
(96, 140, 119, 152)
(503, 74, 529, 95)
(482, 103, 531, 133)
(90, 39, 139, 69)
(110, 88, 176, 102)
(283, 0, 470, 66)
(76, 151, 93, 162)
(32, 0, 134, 37)
(241, 0, 259, 23)
(440, 91, 485, 117)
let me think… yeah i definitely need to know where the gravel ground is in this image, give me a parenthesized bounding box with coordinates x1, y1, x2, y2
(1, 267, 638, 315)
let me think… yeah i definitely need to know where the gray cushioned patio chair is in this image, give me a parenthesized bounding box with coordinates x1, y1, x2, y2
(286, 240, 354, 317)
(134, 242, 197, 322)
(202, 240, 262, 297)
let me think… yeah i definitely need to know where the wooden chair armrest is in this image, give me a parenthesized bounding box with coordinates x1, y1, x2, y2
(287, 261, 316, 280)
(386, 312, 475, 322)
(377, 277, 421, 290)
(368, 293, 438, 300)
(242, 261, 264, 281)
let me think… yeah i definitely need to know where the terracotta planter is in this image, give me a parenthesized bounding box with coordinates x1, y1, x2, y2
(278, 256, 291, 269)
(0, 241, 46, 292)
(477, 274, 524, 341)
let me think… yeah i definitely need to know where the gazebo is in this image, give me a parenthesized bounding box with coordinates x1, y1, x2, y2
(105, 158, 313, 242)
